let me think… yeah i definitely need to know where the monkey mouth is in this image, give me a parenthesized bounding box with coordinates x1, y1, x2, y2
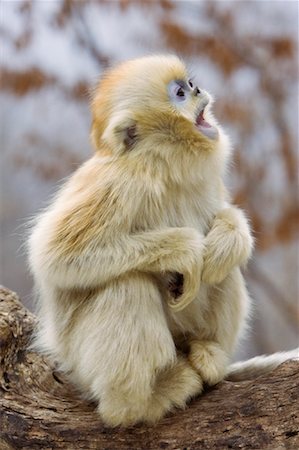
(195, 108, 218, 140)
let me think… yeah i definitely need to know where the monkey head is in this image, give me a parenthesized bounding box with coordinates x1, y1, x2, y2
(90, 55, 227, 160)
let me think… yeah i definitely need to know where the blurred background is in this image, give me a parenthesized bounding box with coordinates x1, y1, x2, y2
(0, 0, 298, 359)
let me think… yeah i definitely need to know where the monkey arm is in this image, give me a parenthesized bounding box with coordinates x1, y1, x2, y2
(201, 206, 253, 285)
(29, 225, 204, 307)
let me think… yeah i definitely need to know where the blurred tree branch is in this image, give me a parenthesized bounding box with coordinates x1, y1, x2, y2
(68, 1, 110, 69)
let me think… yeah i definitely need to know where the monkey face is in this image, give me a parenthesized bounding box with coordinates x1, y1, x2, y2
(168, 79, 218, 140)
(91, 55, 221, 155)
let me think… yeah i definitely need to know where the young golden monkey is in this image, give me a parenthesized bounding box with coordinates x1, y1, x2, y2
(28, 55, 297, 427)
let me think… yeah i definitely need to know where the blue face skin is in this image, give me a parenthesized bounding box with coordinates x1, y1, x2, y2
(168, 79, 201, 104)
(168, 79, 219, 140)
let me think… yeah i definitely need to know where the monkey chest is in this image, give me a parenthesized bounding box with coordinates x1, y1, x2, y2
(162, 194, 219, 235)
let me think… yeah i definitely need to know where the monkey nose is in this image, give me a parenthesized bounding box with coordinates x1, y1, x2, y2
(194, 86, 201, 96)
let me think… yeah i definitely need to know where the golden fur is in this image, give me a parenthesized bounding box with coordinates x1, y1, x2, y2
(28, 55, 267, 426)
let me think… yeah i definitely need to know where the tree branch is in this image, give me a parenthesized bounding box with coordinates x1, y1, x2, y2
(0, 286, 298, 449)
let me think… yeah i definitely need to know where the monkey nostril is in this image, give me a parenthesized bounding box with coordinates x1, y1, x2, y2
(195, 87, 201, 96)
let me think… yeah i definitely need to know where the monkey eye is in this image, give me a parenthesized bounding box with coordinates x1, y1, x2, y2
(168, 80, 187, 103)
(188, 79, 193, 88)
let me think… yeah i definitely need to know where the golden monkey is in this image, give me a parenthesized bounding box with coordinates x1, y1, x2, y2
(28, 55, 297, 427)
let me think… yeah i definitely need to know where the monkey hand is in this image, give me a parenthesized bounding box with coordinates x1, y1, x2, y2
(162, 228, 204, 312)
(201, 207, 253, 285)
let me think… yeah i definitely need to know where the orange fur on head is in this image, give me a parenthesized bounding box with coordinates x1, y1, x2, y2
(90, 55, 223, 159)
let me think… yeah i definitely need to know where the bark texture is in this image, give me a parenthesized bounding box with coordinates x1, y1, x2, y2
(0, 286, 298, 450)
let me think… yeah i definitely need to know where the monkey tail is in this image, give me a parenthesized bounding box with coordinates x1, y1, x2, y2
(225, 348, 298, 382)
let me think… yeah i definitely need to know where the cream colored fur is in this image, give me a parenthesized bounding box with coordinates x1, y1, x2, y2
(28, 55, 294, 428)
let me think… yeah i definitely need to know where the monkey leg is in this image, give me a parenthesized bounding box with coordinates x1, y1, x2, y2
(88, 273, 202, 427)
(187, 268, 250, 386)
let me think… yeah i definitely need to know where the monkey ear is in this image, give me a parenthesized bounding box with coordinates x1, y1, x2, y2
(102, 111, 138, 153)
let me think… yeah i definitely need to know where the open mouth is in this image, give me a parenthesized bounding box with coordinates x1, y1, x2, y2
(195, 107, 218, 140)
